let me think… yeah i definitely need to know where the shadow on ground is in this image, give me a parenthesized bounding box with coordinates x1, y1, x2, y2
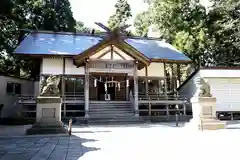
(0, 133, 102, 159)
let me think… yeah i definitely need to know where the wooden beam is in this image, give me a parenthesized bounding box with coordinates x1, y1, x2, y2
(88, 59, 134, 64)
(112, 40, 150, 65)
(110, 45, 113, 60)
(75, 38, 113, 64)
(151, 58, 192, 64)
(112, 47, 127, 60)
(74, 38, 150, 68)
(96, 48, 111, 59)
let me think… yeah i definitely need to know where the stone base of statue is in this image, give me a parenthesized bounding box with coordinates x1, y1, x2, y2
(26, 97, 67, 135)
(186, 97, 226, 130)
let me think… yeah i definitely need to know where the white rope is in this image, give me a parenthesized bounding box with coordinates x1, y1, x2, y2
(89, 74, 127, 84)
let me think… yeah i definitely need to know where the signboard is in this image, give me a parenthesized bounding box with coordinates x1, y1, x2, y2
(89, 61, 134, 73)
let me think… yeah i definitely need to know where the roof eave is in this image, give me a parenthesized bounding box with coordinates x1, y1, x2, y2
(151, 58, 192, 64)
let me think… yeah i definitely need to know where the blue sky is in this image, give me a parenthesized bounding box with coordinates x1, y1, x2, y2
(69, 0, 211, 30)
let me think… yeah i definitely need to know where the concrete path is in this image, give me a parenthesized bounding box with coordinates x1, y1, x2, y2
(0, 123, 239, 159)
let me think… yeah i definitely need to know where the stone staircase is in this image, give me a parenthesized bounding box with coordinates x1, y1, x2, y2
(115, 83, 126, 101)
(87, 101, 143, 124)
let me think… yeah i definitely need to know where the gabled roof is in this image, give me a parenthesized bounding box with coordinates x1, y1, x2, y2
(74, 36, 150, 67)
(13, 31, 192, 62)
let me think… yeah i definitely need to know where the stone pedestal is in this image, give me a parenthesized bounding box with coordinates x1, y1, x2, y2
(187, 97, 226, 130)
(26, 97, 67, 135)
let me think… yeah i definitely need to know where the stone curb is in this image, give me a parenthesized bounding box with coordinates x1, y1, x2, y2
(0, 134, 69, 139)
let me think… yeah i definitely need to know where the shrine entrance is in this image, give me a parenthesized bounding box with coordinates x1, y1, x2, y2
(90, 73, 130, 101)
(96, 80, 116, 101)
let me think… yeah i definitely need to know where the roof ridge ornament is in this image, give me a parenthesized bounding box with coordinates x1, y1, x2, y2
(94, 22, 131, 38)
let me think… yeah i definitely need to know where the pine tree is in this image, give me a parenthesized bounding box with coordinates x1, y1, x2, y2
(108, 0, 132, 30)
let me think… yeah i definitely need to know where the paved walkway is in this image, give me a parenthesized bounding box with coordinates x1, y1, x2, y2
(0, 123, 240, 160)
(0, 125, 31, 137)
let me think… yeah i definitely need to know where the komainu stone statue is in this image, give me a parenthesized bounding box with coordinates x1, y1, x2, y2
(194, 77, 212, 97)
(40, 75, 61, 96)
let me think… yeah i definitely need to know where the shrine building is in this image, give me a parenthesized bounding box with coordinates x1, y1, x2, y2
(13, 28, 192, 121)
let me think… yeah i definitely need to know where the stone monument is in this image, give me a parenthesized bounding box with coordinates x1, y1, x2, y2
(187, 77, 226, 130)
(26, 75, 67, 135)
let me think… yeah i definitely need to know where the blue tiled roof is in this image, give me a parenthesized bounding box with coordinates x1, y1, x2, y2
(125, 38, 190, 61)
(14, 32, 191, 61)
(14, 32, 103, 55)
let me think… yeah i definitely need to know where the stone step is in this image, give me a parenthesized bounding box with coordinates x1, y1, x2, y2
(89, 109, 133, 113)
(89, 103, 132, 105)
(89, 113, 134, 117)
(89, 106, 132, 109)
(86, 116, 144, 125)
(89, 104, 132, 107)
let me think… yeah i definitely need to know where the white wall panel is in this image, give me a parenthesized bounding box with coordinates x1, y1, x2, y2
(65, 58, 85, 75)
(147, 63, 165, 77)
(200, 69, 240, 78)
(41, 57, 63, 74)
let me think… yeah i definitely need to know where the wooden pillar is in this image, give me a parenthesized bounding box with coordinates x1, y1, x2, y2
(183, 103, 186, 116)
(166, 105, 169, 116)
(125, 74, 129, 101)
(145, 66, 148, 96)
(134, 62, 139, 116)
(84, 62, 89, 117)
(61, 57, 66, 117)
(170, 63, 175, 94)
(177, 64, 181, 87)
(62, 77, 66, 118)
(163, 63, 168, 97)
(158, 79, 161, 96)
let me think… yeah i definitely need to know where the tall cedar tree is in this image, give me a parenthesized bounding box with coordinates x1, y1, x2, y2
(108, 0, 132, 30)
(0, 0, 87, 78)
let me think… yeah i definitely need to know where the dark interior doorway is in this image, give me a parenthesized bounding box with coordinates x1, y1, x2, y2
(97, 82, 105, 100)
(108, 84, 116, 101)
(97, 82, 116, 101)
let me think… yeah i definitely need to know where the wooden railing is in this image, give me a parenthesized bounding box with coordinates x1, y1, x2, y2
(138, 93, 188, 101)
(18, 93, 190, 119)
(17, 94, 85, 103)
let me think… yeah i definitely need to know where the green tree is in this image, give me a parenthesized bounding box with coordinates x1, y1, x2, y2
(136, 0, 240, 67)
(108, 0, 132, 30)
(134, 11, 151, 36)
(205, 0, 240, 66)
(148, 0, 207, 62)
(75, 21, 91, 33)
(0, 0, 78, 78)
